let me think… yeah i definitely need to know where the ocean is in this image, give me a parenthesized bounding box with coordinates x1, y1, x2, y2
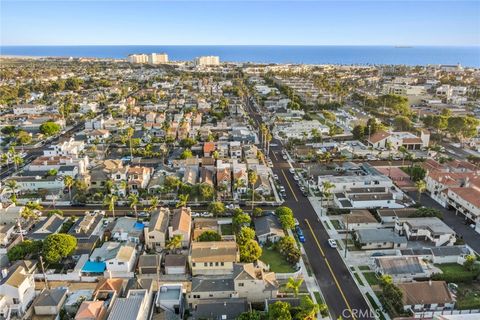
(1, 45, 479, 67)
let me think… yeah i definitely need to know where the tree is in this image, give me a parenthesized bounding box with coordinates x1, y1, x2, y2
(5, 179, 19, 204)
(12, 154, 24, 171)
(379, 275, 404, 315)
(39, 121, 62, 136)
(103, 194, 118, 218)
(463, 255, 477, 272)
(176, 193, 189, 208)
(42, 234, 77, 264)
(239, 239, 262, 262)
(248, 170, 258, 210)
(180, 149, 193, 159)
(198, 230, 222, 242)
(148, 196, 159, 212)
(296, 295, 321, 320)
(8, 240, 42, 262)
(286, 277, 303, 297)
(233, 213, 251, 231)
(237, 226, 256, 246)
(164, 175, 181, 192)
(277, 236, 301, 264)
(63, 175, 75, 201)
(199, 183, 214, 201)
(412, 207, 442, 218)
(321, 181, 335, 207)
(352, 125, 365, 141)
(253, 207, 263, 217)
(128, 193, 139, 218)
(393, 115, 412, 131)
(166, 235, 182, 253)
(415, 179, 426, 203)
(238, 311, 261, 320)
(16, 131, 32, 145)
(279, 212, 296, 230)
(275, 206, 293, 217)
(208, 201, 225, 216)
(268, 301, 292, 320)
(409, 165, 426, 182)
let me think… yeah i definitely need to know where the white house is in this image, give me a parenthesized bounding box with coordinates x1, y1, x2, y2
(395, 217, 456, 247)
(0, 263, 36, 317)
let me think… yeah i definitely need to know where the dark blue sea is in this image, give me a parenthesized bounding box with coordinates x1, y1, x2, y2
(1, 45, 479, 67)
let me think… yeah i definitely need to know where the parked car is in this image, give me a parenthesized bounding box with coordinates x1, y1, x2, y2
(328, 239, 337, 248)
(138, 211, 149, 218)
(295, 226, 305, 243)
(191, 212, 201, 217)
(201, 212, 213, 217)
(289, 168, 295, 174)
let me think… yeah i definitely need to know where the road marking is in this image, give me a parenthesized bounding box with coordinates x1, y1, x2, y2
(281, 169, 298, 202)
(304, 219, 356, 320)
(271, 150, 278, 161)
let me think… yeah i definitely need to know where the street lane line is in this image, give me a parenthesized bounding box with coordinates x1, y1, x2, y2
(271, 150, 278, 161)
(304, 218, 356, 320)
(281, 169, 298, 202)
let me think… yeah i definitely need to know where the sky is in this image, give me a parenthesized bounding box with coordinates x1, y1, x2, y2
(1, 1, 479, 46)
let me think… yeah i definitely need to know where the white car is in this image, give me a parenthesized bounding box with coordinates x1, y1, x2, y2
(273, 174, 279, 180)
(289, 168, 295, 174)
(191, 212, 201, 217)
(293, 175, 299, 181)
(283, 155, 288, 160)
(294, 218, 300, 226)
(328, 239, 337, 248)
(201, 212, 213, 217)
(13, 230, 27, 236)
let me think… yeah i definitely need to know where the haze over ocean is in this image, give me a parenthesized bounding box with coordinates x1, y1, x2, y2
(1, 45, 479, 67)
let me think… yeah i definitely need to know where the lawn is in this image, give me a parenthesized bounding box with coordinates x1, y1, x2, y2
(220, 224, 233, 235)
(365, 292, 386, 320)
(354, 273, 365, 286)
(456, 283, 480, 310)
(330, 219, 343, 230)
(434, 263, 480, 282)
(363, 272, 381, 286)
(260, 248, 295, 273)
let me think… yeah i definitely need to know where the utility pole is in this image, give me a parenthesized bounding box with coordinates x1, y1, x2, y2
(344, 215, 349, 258)
(39, 256, 49, 290)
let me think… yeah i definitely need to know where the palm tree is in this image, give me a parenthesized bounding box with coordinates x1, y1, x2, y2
(148, 196, 159, 213)
(17, 206, 40, 242)
(415, 180, 427, 203)
(248, 170, 258, 210)
(104, 179, 114, 195)
(128, 193, 139, 219)
(286, 277, 304, 297)
(5, 180, 19, 204)
(321, 181, 335, 208)
(398, 146, 408, 166)
(25, 201, 43, 212)
(12, 154, 23, 171)
(166, 234, 182, 253)
(103, 194, 118, 218)
(199, 183, 214, 201)
(177, 194, 189, 208)
(63, 175, 75, 201)
(125, 127, 135, 160)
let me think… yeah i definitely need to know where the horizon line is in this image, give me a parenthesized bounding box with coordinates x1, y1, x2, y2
(2, 44, 480, 47)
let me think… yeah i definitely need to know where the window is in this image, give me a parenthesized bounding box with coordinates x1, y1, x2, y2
(238, 282, 244, 287)
(204, 263, 207, 267)
(220, 262, 224, 266)
(118, 262, 124, 265)
(192, 263, 196, 267)
(210, 262, 213, 267)
(215, 262, 219, 266)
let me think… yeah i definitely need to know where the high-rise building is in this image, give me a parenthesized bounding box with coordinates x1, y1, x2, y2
(148, 53, 169, 64)
(127, 54, 149, 64)
(194, 56, 220, 66)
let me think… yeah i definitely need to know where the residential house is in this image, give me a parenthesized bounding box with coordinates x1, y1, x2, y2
(203, 142, 216, 157)
(188, 278, 235, 307)
(137, 254, 160, 276)
(342, 210, 381, 230)
(155, 284, 184, 316)
(367, 130, 429, 150)
(144, 208, 169, 251)
(107, 289, 151, 320)
(110, 217, 143, 243)
(373, 256, 431, 282)
(75, 301, 107, 320)
(254, 215, 285, 245)
(354, 228, 408, 250)
(127, 166, 153, 194)
(169, 207, 192, 247)
(32, 287, 68, 317)
(190, 241, 239, 275)
(395, 217, 456, 246)
(164, 255, 187, 275)
(27, 214, 65, 241)
(192, 298, 248, 320)
(90, 242, 136, 275)
(397, 281, 455, 312)
(0, 262, 36, 317)
(233, 263, 278, 302)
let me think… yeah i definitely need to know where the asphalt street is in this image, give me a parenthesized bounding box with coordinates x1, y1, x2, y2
(246, 97, 373, 319)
